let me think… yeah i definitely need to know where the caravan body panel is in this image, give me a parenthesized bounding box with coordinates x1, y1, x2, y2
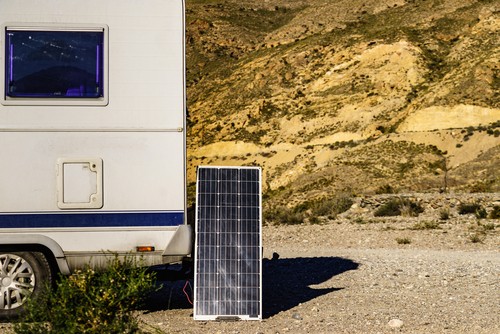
(0, 0, 189, 271)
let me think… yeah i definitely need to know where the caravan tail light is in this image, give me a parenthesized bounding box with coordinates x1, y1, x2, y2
(136, 246, 155, 252)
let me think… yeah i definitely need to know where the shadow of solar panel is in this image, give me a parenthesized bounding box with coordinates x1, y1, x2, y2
(194, 166, 262, 321)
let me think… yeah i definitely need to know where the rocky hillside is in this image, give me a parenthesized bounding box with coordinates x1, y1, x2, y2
(185, 0, 499, 207)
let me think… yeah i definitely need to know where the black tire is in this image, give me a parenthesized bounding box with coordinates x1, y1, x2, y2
(0, 252, 53, 320)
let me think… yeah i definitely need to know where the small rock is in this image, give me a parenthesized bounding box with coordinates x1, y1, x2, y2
(388, 318, 404, 328)
(292, 313, 303, 320)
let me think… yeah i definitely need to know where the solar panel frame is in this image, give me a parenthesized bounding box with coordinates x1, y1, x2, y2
(194, 166, 262, 321)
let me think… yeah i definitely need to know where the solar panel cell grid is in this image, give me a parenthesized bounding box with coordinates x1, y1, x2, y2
(194, 166, 262, 320)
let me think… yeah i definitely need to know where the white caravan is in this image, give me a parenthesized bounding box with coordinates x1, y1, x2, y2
(0, 0, 191, 318)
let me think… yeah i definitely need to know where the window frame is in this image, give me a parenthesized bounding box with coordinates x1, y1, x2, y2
(1, 24, 108, 106)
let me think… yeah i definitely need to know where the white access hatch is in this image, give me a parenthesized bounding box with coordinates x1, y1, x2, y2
(57, 158, 103, 209)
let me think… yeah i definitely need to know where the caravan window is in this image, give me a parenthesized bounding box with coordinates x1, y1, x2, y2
(5, 28, 104, 99)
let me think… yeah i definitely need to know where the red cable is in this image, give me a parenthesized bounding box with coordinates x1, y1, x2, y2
(183, 280, 193, 305)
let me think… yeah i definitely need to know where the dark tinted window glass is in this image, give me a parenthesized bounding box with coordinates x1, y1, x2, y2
(5, 30, 104, 98)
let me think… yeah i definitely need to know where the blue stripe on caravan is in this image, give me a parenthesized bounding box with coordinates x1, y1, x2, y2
(0, 212, 184, 228)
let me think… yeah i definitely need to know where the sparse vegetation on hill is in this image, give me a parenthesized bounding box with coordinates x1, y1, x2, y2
(185, 0, 500, 208)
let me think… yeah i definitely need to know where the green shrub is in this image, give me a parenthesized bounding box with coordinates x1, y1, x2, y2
(310, 195, 353, 218)
(353, 217, 367, 224)
(475, 207, 487, 219)
(458, 202, 482, 215)
(267, 195, 353, 225)
(14, 255, 157, 334)
(396, 237, 411, 245)
(400, 201, 424, 217)
(489, 205, 500, 219)
(309, 216, 321, 225)
(374, 198, 424, 217)
(469, 233, 483, 243)
(458, 202, 487, 218)
(375, 184, 396, 194)
(439, 208, 450, 220)
(411, 220, 440, 230)
(482, 223, 495, 231)
(296, 195, 352, 220)
(265, 206, 305, 225)
(469, 180, 494, 193)
(374, 199, 401, 217)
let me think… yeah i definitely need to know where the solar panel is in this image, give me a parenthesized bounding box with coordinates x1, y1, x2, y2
(194, 166, 262, 321)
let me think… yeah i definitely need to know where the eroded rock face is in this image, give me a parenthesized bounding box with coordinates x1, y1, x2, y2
(186, 0, 500, 203)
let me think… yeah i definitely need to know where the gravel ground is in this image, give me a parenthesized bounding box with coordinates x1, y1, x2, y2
(136, 218, 499, 334)
(2, 216, 498, 334)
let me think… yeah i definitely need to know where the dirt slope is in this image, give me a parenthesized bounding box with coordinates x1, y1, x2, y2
(186, 0, 500, 207)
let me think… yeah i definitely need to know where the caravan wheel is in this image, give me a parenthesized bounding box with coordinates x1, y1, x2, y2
(0, 252, 52, 319)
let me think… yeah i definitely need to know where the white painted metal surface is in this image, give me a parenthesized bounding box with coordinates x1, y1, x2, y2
(0, 0, 190, 271)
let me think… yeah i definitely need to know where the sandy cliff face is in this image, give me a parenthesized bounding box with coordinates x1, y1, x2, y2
(186, 0, 499, 205)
